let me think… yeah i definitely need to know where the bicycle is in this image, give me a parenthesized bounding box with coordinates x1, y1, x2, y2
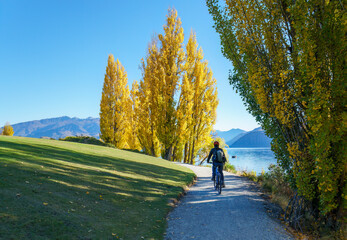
(208, 161, 224, 194)
(214, 165, 222, 194)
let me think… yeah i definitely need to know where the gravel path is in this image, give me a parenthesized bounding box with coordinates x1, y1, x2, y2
(165, 163, 294, 240)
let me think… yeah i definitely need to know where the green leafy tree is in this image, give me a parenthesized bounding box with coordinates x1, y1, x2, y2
(207, 0, 346, 229)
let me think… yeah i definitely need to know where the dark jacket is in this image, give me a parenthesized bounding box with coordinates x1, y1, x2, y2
(207, 147, 226, 163)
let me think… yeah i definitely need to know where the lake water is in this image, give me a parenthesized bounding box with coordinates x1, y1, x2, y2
(226, 148, 277, 175)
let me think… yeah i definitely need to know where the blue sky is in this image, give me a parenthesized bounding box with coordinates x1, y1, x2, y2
(0, 0, 260, 131)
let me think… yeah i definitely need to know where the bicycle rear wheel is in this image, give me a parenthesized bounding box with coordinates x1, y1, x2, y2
(217, 175, 222, 194)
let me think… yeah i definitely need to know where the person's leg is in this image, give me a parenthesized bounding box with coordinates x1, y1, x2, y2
(218, 164, 225, 187)
(212, 163, 216, 180)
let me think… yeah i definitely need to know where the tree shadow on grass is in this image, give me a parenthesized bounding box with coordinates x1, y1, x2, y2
(0, 139, 195, 239)
(0, 140, 193, 186)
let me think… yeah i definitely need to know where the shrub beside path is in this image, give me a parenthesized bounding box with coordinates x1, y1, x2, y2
(165, 163, 294, 240)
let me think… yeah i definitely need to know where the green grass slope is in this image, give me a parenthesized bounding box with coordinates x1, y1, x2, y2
(0, 136, 195, 239)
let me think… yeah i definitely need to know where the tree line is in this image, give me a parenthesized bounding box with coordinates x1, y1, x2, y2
(206, 0, 345, 233)
(99, 9, 219, 164)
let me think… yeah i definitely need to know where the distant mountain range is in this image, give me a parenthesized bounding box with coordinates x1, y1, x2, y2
(215, 127, 271, 148)
(9, 116, 272, 147)
(11, 116, 100, 139)
(214, 129, 246, 143)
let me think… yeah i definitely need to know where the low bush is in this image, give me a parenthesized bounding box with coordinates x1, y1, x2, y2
(262, 164, 291, 197)
(241, 170, 257, 182)
(232, 165, 344, 238)
(236, 164, 292, 210)
(246, 164, 293, 211)
(60, 136, 108, 147)
(224, 162, 236, 173)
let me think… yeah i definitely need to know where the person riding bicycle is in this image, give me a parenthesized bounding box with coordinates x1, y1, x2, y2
(207, 141, 226, 188)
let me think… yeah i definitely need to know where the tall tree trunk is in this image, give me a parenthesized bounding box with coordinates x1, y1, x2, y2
(164, 146, 173, 161)
(183, 143, 188, 163)
(172, 146, 178, 162)
(190, 140, 195, 165)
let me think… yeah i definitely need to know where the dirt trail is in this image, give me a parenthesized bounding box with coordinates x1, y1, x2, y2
(165, 163, 294, 240)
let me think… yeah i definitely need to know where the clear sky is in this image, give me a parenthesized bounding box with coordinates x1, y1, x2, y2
(0, 0, 260, 131)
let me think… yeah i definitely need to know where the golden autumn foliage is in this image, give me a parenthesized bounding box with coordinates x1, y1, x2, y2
(207, 0, 346, 230)
(127, 81, 141, 151)
(100, 54, 130, 149)
(99, 8, 219, 164)
(177, 32, 218, 164)
(1, 122, 14, 136)
(137, 41, 161, 157)
(156, 9, 185, 160)
(137, 9, 219, 161)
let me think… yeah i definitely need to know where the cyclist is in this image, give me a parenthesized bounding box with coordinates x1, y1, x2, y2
(207, 141, 226, 188)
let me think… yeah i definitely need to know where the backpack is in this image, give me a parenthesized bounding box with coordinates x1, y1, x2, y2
(215, 149, 224, 163)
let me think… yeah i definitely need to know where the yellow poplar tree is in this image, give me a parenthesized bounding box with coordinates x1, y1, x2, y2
(137, 42, 161, 156)
(156, 8, 185, 160)
(1, 122, 14, 136)
(178, 32, 218, 164)
(138, 9, 219, 163)
(127, 80, 141, 150)
(175, 72, 193, 162)
(100, 54, 130, 149)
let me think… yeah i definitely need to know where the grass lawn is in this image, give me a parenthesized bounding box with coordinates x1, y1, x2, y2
(0, 136, 195, 239)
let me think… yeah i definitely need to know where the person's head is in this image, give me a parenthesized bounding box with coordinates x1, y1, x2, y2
(214, 141, 219, 148)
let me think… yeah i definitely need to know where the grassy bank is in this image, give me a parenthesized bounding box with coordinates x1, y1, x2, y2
(0, 136, 195, 239)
